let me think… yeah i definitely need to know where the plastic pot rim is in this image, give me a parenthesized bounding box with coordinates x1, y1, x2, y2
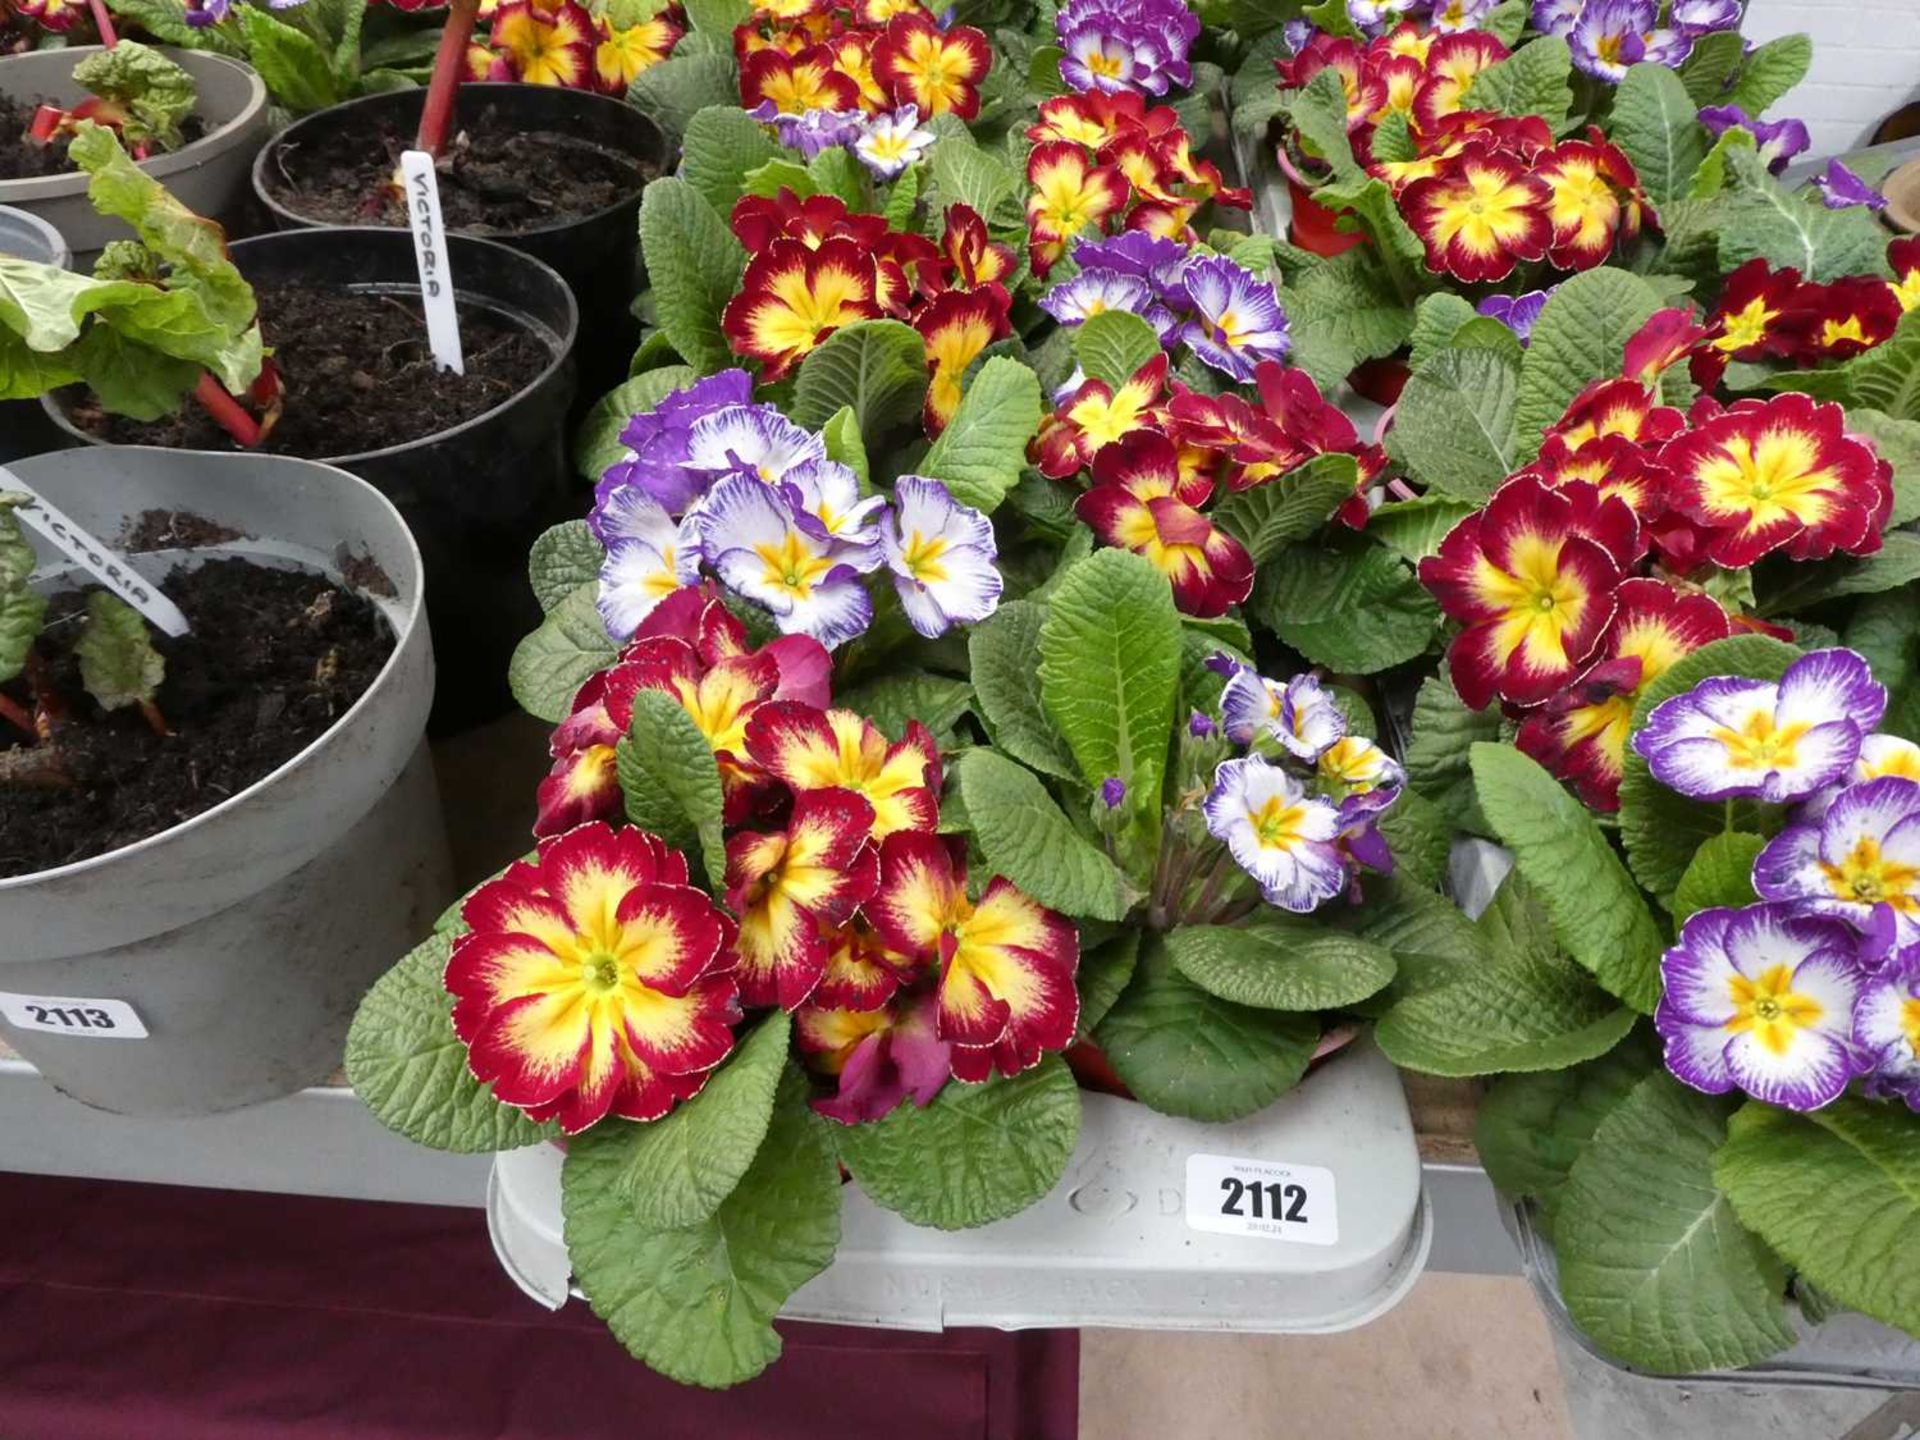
(0, 445, 424, 894)
(41, 225, 581, 466)
(0, 202, 70, 267)
(250, 83, 667, 244)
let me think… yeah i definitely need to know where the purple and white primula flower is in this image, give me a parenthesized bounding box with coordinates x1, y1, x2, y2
(880, 475, 1002, 639)
(1204, 756, 1349, 913)
(1656, 904, 1867, 1112)
(593, 486, 703, 640)
(854, 106, 935, 180)
(1754, 776, 1920, 946)
(1813, 160, 1888, 212)
(1039, 270, 1157, 328)
(1428, 0, 1495, 32)
(1171, 255, 1291, 383)
(1345, 0, 1423, 34)
(1317, 735, 1406, 816)
(1855, 947, 1920, 1111)
(1698, 105, 1811, 175)
(1631, 648, 1887, 805)
(779, 458, 888, 560)
(685, 404, 827, 491)
(746, 103, 867, 159)
(696, 475, 873, 650)
(595, 369, 753, 519)
(1668, 0, 1740, 36)
(1477, 288, 1554, 345)
(1568, 0, 1691, 81)
(1529, 0, 1582, 35)
(1218, 662, 1345, 758)
(1054, 0, 1198, 96)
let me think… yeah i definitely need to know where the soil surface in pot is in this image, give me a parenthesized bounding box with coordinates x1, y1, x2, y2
(67, 282, 551, 456)
(0, 557, 394, 878)
(262, 105, 655, 233)
(0, 94, 207, 180)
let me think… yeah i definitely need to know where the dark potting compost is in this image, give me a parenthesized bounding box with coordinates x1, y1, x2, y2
(0, 558, 393, 878)
(262, 106, 654, 233)
(0, 93, 206, 180)
(68, 282, 550, 456)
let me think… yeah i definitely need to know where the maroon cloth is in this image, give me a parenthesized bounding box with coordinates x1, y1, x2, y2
(0, 1174, 1078, 1440)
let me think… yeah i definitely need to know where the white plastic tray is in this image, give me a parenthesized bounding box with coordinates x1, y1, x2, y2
(489, 1039, 1431, 1335)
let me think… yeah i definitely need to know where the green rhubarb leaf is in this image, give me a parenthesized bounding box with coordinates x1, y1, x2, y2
(831, 670, 973, 746)
(508, 581, 620, 724)
(527, 521, 605, 614)
(788, 319, 928, 434)
(1037, 549, 1182, 857)
(1375, 871, 1637, 1076)
(1608, 63, 1710, 209)
(836, 1057, 1081, 1229)
(617, 688, 727, 891)
(1514, 268, 1664, 458)
(638, 177, 746, 375)
(344, 932, 559, 1154)
(1385, 345, 1521, 499)
(968, 599, 1080, 780)
(1461, 34, 1573, 132)
(918, 356, 1043, 514)
(570, 1012, 791, 1232)
(1166, 918, 1396, 1011)
(73, 592, 163, 713)
(1071, 310, 1159, 390)
(0, 586, 46, 688)
(1211, 452, 1359, 565)
(573, 365, 698, 483)
(1470, 743, 1664, 1013)
(1670, 832, 1765, 925)
(1095, 938, 1319, 1121)
(1617, 634, 1799, 903)
(1715, 1098, 1920, 1341)
(955, 748, 1132, 922)
(564, 1065, 840, 1389)
(1248, 534, 1439, 674)
(1555, 1072, 1794, 1374)
(71, 39, 200, 150)
(1725, 33, 1812, 116)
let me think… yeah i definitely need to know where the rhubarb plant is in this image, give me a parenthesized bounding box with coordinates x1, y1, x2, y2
(0, 124, 272, 445)
(55, 41, 199, 154)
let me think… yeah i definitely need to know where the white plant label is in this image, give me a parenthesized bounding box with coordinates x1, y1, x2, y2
(399, 149, 464, 375)
(1185, 1154, 1338, 1245)
(0, 469, 190, 637)
(0, 991, 148, 1039)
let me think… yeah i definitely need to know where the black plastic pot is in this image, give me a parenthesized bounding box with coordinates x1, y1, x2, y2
(251, 83, 667, 394)
(43, 227, 579, 733)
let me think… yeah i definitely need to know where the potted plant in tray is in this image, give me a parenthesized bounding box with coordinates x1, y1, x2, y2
(1368, 288, 1920, 1377)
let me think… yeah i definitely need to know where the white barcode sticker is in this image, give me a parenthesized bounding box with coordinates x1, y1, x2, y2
(1185, 1154, 1338, 1245)
(0, 991, 148, 1039)
(399, 149, 464, 374)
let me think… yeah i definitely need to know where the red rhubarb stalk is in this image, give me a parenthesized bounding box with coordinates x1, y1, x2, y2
(0, 693, 34, 738)
(87, 0, 118, 47)
(193, 371, 263, 449)
(414, 0, 480, 158)
(27, 104, 65, 143)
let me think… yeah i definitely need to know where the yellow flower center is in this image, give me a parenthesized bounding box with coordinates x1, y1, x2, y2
(1249, 796, 1311, 851)
(1710, 709, 1811, 772)
(1692, 426, 1839, 533)
(1904, 997, 1920, 1050)
(1892, 273, 1920, 314)
(1725, 964, 1823, 1056)
(900, 529, 950, 583)
(1087, 48, 1125, 78)
(1821, 317, 1870, 348)
(755, 529, 833, 598)
(1715, 298, 1778, 352)
(1820, 836, 1920, 909)
(1472, 533, 1587, 673)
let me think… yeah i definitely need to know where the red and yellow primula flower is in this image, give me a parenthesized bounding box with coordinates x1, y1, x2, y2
(1516, 579, 1732, 810)
(741, 43, 862, 113)
(1412, 31, 1509, 128)
(1025, 141, 1129, 275)
(1074, 430, 1255, 619)
(744, 701, 942, 840)
(1534, 138, 1635, 272)
(1889, 236, 1920, 313)
(1704, 259, 1806, 359)
(1401, 145, 1552, 284)
(936, 203, 1015, 291)
(446, 823, 741, 1134)
(488, 0, 595, 86)
(1792, 276, 1904, 360)
(1551, 376, 1686, 452)
(1659, 393, 1893, 568)
(720, 236, 884, 380)
(725, 787, 880, 1011)
(1419, 474, 1644, 711)
(592, 9, 683, 93)
(870, 12, 990, 119)
(915, 284, 1013, 433)
(867, 831, 1079, 1081)
(1033, 352, 1167, 477)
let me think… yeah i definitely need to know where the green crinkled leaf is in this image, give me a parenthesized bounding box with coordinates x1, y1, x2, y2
(1248, 535, 1439, 674)
(1027, 43, 1066, 98)
(1555, 1073, 1794, 1375)
(832, 670, 973, 746)
(617, 689, 727, 891)
(1386, 345, 1521, 499)
(1617, 634, 1799, 903)
(1462, 34, 1573, 132)
(1725, 33, 1812, 116)
(679, 106, 783, 215)
(573, 366, 699, 483)
(1773, 314, 1920, 421)
(1718, 173, 1892, 285)
(1070, 310, 1159, 390)
(1076, 930, 1138, 1036)
(1211, 452, 1359, 565)
(1375, 870, 1637, 1076)
(1474, 1031, 1659, 1222)
(1366, 495, 1480, 564)
(684, 0, 750, 34)
(1037, 549, 1182, 856)
(836, 1057, 1081, 1229)
(1095, 939, 1319, 1121)
(1407, 291, 1479, 371)
(1676, 29, 1746, 107)
(930, 133, 1017, 224)
(1609, 62, 1710, 209)
(882, 164, 920, 231)
(0, 584, 46, 689)
(1847, 409, 1920, 527)
(73, 592, 163, 712)
(1404, 673, 1500, 831)
(1688, 124, 1754, 202)
(1166, 918, 1395, 1011)
(918, 356, 1042, 514)
(1756, 532, 1920, 616)
(236, 10, 337, 114)
(806, 147, 865, 208)
(968, 599, 1079, 780)
(509, 581, 620, 724)
(72, 40, 200, 149)
(564, 1066, 840, 1388)
(572, 1012, 791, 1232)
(1377, 787, 1449, 890)
(1369, 111, 1415, 165)
(741, 158, 815, 200)
(1482, 0, 1526, 43)
(821, 404, 869, 487)
(528, 521, 606, 615)
(1277, 68, 1363, 182)
(638, 177, 746, 374)
(628, 53, 740, 143)
(1715, 1098, 1920, 1341)
(344, 932, 558, 1153)
(789, 319, 928, 434)
(1281, 238, 1417, 390)
(956, 748, 1132, 922)
(1669, 831, 1764, 926)
(1470, 743, 1664, 1013)
(1514, 268, 1664, 457)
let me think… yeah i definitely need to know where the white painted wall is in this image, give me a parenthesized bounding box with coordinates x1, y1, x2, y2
(1741, 0, 1920, 158)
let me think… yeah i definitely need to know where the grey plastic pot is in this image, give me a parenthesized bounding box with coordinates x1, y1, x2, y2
(0, 205, 69, 463)
(0, 46, 268, 260)
(0, 446, 454, 1117)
